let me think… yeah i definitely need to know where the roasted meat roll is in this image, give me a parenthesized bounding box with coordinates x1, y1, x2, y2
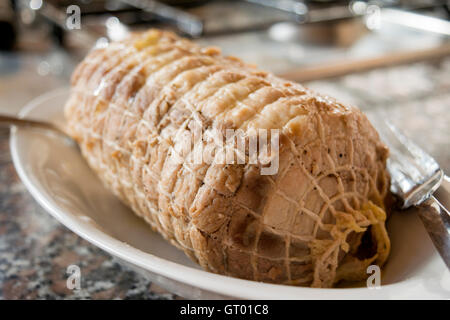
(65, 29, 391, 288)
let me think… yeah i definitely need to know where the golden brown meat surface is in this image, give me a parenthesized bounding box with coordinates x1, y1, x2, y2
(65, 29, 391, 287)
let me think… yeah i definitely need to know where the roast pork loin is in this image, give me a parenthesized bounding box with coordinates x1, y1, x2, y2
(65, 29, 391, 287)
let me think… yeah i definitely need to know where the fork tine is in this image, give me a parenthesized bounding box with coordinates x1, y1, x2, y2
(369, 113, 443, 208)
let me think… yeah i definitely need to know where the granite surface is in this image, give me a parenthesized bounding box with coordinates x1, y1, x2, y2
(0, 51, 449, 299)
(0, 132, 177, 299)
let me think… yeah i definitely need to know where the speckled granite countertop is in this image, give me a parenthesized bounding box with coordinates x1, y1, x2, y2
(0, 50, 449, 299)
(0, 133, 177, 299)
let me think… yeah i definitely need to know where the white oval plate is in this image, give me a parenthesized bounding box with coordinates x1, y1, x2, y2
(10, 88, 450, 299)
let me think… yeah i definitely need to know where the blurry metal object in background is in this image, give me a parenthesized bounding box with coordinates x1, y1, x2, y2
(13, 0, 450, 43)
(16, 0, 100, 48)
(381, 8, 450, 36)
(120, 0, 203, 37)
(243, 0, 308, 21)
(10, 0, 450, 78)
(265, 0, 450, 46)
(268, 18, 368, 46)
(276, 2, 450, 81)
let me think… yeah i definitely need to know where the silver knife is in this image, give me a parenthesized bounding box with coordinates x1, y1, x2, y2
(371, 117, 450, 269)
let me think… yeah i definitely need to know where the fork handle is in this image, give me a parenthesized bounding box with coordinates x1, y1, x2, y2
(417, 196, 450, 270)
(434, 175, 450, 217)
(0, 114, 68, 137)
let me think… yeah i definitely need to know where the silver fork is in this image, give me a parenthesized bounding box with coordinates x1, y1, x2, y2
(371, 116, 450, 269)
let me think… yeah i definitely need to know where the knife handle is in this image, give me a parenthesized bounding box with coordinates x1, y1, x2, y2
(416, 198, 450, 270)
(434, 175, 450, 217)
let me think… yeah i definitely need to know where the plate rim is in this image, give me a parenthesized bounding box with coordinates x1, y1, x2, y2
(9, 88, 448, 300)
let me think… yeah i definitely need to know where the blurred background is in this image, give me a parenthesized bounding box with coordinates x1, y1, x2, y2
(1, 1, 449, 87)
(1, 0, 449, 166)
(0, 0, 449, 299)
